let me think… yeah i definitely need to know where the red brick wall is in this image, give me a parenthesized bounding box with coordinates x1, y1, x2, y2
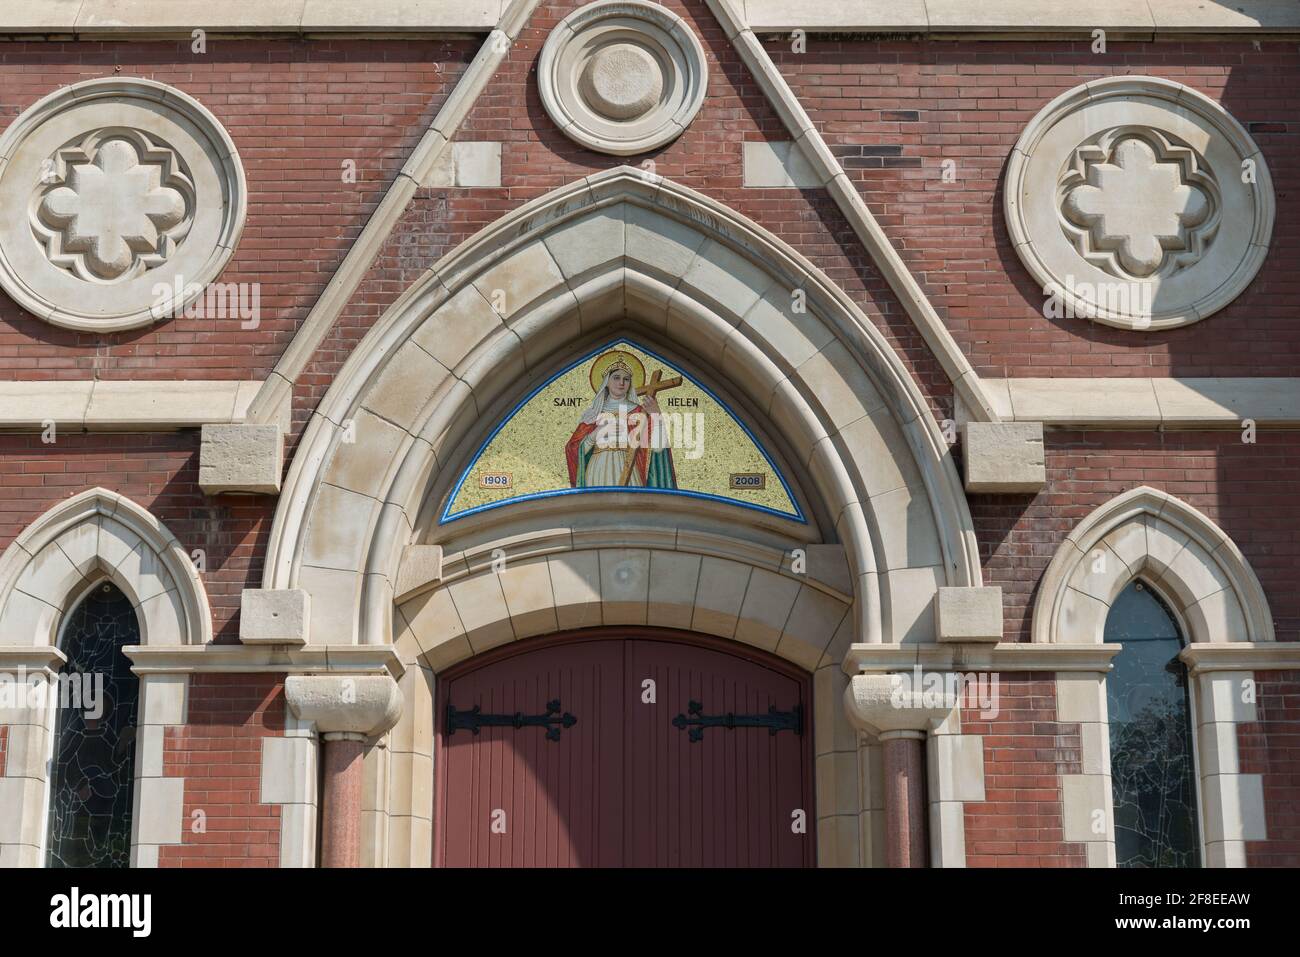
(0, 38, 475, 382)
(768, 36, 1300, 378)
(0, 433, 269, 642)
(158, 674, 285, 868)
(972, 430, 1300, 644)
(296, 0, 958, 437)
(1242, 671, 1300, 867)
(0, 6, 1296, 875)
(962, 673, 1087, 866)
(2, 37, 474, 611)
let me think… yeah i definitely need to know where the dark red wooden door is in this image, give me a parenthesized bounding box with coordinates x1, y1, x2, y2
(436, 638, 624, 867)
(435, 632, 814, 868)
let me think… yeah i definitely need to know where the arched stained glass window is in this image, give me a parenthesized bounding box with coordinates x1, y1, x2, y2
(1104, 580, 1200, 867)
(45, 582, 141, 868)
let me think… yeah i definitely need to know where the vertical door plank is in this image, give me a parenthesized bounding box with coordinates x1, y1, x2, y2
(624, 638, 813, 867)
(437, 639, 624, 866)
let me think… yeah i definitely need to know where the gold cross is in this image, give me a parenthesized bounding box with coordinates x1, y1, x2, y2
(620, 370, 683, 486)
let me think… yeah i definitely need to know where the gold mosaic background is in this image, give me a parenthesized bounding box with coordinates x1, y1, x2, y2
(444, 342, 799, 519)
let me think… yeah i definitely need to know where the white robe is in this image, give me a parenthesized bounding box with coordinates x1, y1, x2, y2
(581, 400, 645, 487)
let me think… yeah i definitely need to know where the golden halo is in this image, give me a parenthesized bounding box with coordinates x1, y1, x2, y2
(588, 349, 646, 393)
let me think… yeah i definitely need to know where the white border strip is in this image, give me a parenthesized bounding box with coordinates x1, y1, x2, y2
(985, 377, 1300, 429)
(743, 0, 1300, 35)
(0, 379, 260, 430)
(0, 1, 502, 35)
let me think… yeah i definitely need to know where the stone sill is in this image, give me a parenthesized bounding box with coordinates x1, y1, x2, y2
(744, 0, 1300, 36)
(0, 379, 261, 431)
(0, 0, 501, 36)
(1180, 642, 1300, 675)
(122, 642, 406, 679)
(842, 642, 1123, 675)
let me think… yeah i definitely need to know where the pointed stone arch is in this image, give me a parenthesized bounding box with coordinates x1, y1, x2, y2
(0, 488, 210, 867)
(1035, 487, 1276, 868)
(264, 167, 982, 654)
(1033, 485, 1274, 645)
(0, 487, 212, 649)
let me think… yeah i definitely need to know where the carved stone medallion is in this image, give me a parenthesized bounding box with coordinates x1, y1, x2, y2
(1005, 77, 1273, 331)
(538, 1, 708, 156)
(0, 78, 247, 332)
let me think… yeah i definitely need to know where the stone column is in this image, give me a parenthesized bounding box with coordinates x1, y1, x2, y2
(880, 730, 926, 867)
(845, 673, 953, 868)
(285, 674, 402, 868)
(320, 733, 365, 868)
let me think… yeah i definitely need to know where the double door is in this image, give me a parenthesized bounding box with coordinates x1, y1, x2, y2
(434, 632, 813, 867)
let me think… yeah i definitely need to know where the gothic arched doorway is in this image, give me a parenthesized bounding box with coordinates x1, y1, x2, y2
(433, 629, 814, 867)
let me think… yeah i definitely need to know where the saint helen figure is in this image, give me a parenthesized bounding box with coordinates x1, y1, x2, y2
(565, 349, 677, 489)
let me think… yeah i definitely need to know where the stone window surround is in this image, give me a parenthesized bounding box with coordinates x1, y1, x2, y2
(0, 489, 212, 867)
(1034, 486, 1280, 867)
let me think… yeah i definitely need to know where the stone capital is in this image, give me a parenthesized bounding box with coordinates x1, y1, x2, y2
(844, 673, 955, 737)
(285, 674, 403, 738)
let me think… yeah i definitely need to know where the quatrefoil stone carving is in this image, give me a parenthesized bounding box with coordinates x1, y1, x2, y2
(0, 77, 246, 332)
(1062, 136, 1212, 280)
(38, 136, 191, 282)
(1004, 76, 1273, 331)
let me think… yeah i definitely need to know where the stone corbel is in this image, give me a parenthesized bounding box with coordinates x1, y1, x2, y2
(284, 674, 403, 742)
(285, 674, 404, 868)
(845, 673, 956, 738)
(961, 422, 1046, 494)
(845, 673, 956, 868)
(200, 422, 284, 495)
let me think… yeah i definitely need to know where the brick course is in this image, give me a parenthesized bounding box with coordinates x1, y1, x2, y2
(962, 673, 1087, 867)
(768, 36, 1300, 378)
(0, 38, 475, 382)
(972, 431, 1300, 645)
(157, 674, 285, 868)
(1242, 671, 1300, 867)
(0, 432, 269, 642)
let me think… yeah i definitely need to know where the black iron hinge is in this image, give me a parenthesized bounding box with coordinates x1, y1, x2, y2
(446, 699, 577, 742)
(672, 700, 802, 742)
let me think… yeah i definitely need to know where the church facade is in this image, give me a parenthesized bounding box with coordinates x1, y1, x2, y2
(0, 0, 1297, 869)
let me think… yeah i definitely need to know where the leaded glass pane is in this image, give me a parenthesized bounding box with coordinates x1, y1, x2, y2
(45, 582, 140, 868)
(1104, 580, 1200, 867)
